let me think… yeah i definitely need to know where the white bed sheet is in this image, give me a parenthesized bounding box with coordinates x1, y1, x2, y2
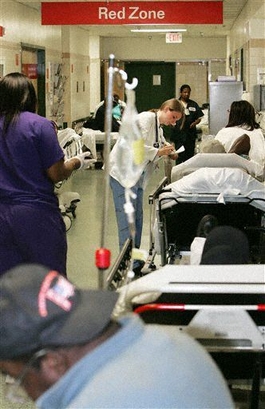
(57, 127, 77, 149)
(171, 153, 264, 182)
(57, 128, 82, 159)
(80, 128, 97, 159)
(81, 128, 119, 159)
(163, 167, 265, 211)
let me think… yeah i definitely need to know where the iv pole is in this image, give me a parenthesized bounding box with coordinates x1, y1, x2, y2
(95, 54, 115, 290)
(95, 55, 137, 290)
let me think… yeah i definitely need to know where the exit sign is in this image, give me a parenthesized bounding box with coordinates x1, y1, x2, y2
(166, 33, 182, 43)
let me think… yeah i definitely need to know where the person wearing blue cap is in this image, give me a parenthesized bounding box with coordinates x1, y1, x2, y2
(0, 263, 234, 409)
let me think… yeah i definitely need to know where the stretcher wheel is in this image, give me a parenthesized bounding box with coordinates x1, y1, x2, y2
(63, 215, 72, 232)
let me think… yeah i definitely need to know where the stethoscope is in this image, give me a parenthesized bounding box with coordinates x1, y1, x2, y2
(153, 112, 160, 148)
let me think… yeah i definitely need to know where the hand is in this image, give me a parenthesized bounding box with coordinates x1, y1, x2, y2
(158, 144, 175, 157)
(168, 152, 178, 160)
(76, 152, 96, 170)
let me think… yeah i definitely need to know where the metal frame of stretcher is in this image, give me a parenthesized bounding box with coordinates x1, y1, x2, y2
(142, 178, 265, 273)
(56, 128, 84, 229)
(144, 156, 265, 268)
(114, 264, 265, 409)
(157, 191, 265, 265)
(106, 238, 132, 290)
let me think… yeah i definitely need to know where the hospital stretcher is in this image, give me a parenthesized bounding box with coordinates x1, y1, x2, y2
(114, 264, 265, 409)
(78, 128, 118, 160)
(73, 116, 119, 166)
(145, 154, 265, 268)
(56, 128, 85, 229)
(80, 128, 118, 167)
(72, 121, 119, 167)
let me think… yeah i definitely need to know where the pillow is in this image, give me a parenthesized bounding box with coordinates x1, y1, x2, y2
(200, 139, 225, 153)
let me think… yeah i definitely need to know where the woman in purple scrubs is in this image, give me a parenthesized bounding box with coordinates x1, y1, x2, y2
(0, 73, 88, 276)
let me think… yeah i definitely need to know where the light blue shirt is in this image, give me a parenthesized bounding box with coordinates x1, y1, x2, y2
(112, 104, 122, 120)
(37, 315, 234, 409)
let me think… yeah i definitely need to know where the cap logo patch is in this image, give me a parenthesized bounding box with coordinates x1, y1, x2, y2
(38, 271, 75, 317)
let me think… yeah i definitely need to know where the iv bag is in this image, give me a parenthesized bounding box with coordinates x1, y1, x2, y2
(113, 87, 145, 188)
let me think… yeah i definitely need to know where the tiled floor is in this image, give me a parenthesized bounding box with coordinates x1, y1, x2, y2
(0, 164, 264, 409)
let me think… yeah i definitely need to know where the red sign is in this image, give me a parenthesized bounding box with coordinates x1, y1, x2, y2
(22, 64, 38, 79)
(41, 2, 223, 25)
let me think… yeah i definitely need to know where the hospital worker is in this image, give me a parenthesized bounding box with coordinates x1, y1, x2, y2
(0, 72, 91, 276)
(109, 98, 183, 273)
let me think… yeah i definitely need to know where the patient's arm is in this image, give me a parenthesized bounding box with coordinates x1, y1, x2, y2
(228, 134, 250, 156)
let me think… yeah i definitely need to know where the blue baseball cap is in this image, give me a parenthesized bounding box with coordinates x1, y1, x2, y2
(0, 264, 118, 359)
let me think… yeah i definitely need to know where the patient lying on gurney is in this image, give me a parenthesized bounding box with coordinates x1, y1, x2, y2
(171, 138, 264, 182)
(168, 138, 265, 209)
(160, 141, 265, 264)
(168, 165, 265, 204)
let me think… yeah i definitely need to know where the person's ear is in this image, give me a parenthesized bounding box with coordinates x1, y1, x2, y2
(40, 351, 69, 383)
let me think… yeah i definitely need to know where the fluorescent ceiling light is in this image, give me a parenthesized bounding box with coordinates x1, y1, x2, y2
(131, 28, 187, 33)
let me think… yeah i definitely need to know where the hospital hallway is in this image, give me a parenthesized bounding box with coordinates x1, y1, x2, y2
(0, 164, 264, 409)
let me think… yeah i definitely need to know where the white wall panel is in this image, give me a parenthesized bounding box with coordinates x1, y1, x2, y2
(101, 36, 227, 61)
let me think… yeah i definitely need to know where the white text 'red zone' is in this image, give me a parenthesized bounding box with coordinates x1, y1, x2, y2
(98, 7, 166, 21)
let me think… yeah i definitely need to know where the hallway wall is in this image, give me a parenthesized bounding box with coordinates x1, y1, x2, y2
(0, 0, 264, 125)
(0, 1, 101, 126)
(101, 36, 227, 61)
(228, 0, 265, 100)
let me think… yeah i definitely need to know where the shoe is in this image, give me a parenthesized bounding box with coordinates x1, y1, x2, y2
(196, 215, 218, 238)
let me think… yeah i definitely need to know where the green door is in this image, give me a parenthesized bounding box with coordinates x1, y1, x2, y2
(124, 61, 175, 113)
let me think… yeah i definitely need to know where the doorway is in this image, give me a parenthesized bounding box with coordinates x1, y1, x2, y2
(21, 44, 46, 117)
(124, 61, 175, 112)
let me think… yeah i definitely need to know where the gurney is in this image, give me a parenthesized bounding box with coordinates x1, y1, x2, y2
(80, 128, 119, 167)
(73, 115, 119, 166)
(56, 128, 85, 229)
(114, 264, 265, 409)
(78, 127, 97, 160)
(57, 127, 83, 160)
(146, 154, 265, 267)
